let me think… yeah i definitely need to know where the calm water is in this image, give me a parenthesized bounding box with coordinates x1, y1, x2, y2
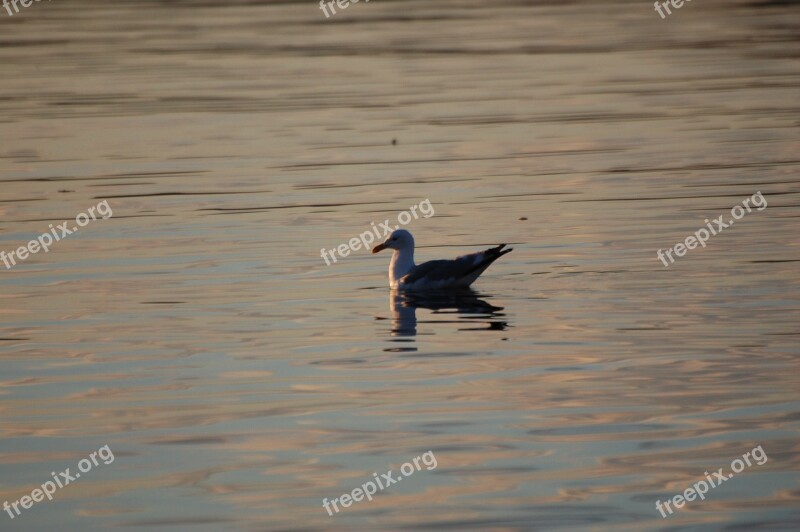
(1, 0, 799, 530)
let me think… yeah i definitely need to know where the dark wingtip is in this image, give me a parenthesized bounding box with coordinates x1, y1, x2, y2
(491, 244, 512, 256)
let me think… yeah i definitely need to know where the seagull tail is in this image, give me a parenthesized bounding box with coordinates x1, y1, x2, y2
(483, 244, 513, 272)
(487, 244, 513, 260)
(461, 244, 513, 278)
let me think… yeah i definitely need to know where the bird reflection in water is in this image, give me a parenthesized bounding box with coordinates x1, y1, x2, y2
(382, 289, 509, 344)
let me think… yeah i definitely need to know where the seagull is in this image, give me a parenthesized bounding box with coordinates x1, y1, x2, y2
(372, 229, 512, 290)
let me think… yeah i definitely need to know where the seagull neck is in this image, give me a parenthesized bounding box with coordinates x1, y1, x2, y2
(389, 247, 415, 285)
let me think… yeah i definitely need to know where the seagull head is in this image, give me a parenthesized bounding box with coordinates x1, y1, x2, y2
(372, 229, 414, 254)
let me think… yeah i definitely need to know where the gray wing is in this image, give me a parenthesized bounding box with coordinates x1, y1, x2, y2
(401, 244, 512, 285)
(401, 259, 471, 286)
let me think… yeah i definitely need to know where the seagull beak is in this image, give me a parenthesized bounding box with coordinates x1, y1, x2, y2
(372, 243, 387, 253)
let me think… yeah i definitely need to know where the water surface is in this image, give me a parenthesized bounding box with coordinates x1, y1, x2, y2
(1, 0, 799, 530)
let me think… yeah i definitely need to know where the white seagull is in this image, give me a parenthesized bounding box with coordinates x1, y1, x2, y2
(372, 229, 512, 290)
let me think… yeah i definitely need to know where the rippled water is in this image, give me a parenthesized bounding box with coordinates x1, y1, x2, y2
(1, 0, 799, 530)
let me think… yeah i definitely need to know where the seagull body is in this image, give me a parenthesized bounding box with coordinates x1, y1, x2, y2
(372, 229, 512, 290)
